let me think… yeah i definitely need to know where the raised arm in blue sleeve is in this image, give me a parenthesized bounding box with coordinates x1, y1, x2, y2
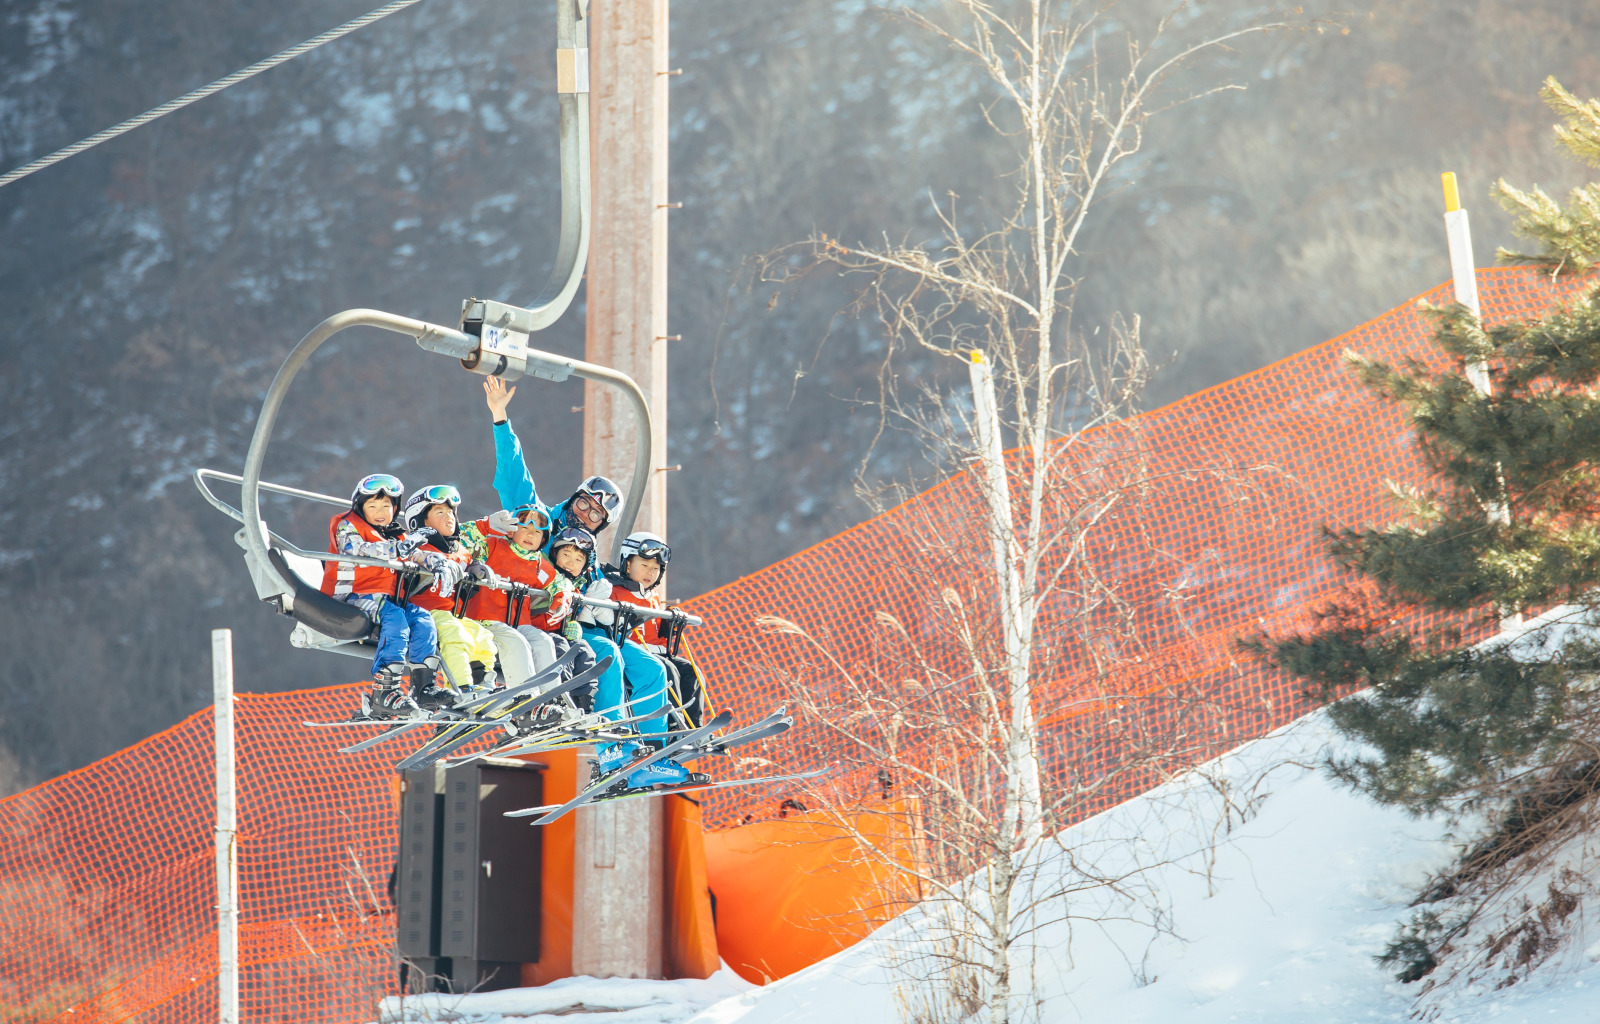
(492, 417, 541, 511)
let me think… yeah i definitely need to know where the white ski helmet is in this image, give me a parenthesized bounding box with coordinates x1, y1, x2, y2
(620, 531, 671, 567)
(403, 484, 461, 532)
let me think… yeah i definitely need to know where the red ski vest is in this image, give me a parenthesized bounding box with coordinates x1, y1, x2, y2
(409, 539, 469, 612)
(463, 523, 558, 626)
(320, 510, 396, 597)
(606, 576, 665, 645)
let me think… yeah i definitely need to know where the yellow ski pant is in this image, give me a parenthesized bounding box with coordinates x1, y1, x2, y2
(429, 610, 498, 690)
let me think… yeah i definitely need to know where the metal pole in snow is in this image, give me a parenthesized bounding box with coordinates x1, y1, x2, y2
(1442, 172, 1488, 392)
(1443, 173, 1518, 627)
(213, 629, 239, 1024)
(967, 351, 1043, 848)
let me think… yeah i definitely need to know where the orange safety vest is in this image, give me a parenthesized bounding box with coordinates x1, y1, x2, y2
(409, 539, 469, 612)
(320, 510, 396, 598)
(463, 523, 559, 626)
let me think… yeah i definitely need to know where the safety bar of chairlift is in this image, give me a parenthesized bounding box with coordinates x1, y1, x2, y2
(236, 310, 655, 603)
(195, 467, 411, 571)
(195, 467, 344, 521)
(201, 466, 680, 610)
(201, 462, 703, 627)
(465, 574, 704, 626)
(575, 593, 703, 627)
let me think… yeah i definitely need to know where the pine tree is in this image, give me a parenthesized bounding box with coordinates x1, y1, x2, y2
(1250, 78, 1600, 982)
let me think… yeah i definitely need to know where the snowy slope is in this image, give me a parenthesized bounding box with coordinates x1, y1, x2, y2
(374, 608, 1600, 1024)
(684, 704, 1600, 1024)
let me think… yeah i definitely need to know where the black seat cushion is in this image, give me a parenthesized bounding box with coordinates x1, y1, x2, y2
(268, 548, 376, 642)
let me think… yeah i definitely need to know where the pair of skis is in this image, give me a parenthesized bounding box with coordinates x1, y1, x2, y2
(505, 707, 833, 826)
(303, 655, 833, 823)
(304, 646, 597, 766)
(394, 654, 613, 771)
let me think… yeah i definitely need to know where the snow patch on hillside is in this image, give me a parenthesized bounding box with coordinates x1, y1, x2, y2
(684, 710, 1600, 1024)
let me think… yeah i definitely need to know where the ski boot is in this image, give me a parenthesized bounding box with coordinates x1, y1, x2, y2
(589, 739, 646, 787)
(513, 695, 582, 737)
(351, 664, 422, 722)
(412, 657, 457, 712)
(625, 755, 710, 791)
(459, 662, 499, 701)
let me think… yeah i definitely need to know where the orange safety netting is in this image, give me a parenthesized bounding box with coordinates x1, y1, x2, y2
(681, 267, 1592, 828)
(0, 267, 1587, 1022)
(0, 686, 399, 1024)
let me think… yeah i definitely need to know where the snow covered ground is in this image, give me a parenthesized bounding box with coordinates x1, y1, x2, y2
(377, 692, 1600, 1023)
(687, 708, 1600, 1024)
(373, 972, 754, 1023)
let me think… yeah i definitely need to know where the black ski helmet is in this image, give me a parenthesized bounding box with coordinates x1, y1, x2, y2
(549, 525, 598, 578)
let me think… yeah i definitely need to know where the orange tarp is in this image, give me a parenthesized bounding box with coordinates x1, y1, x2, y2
(665, 796, 720, 979)
(703, 801, 922, 984)
(523, 754, 717, 983)
(522, 747, 579, 987)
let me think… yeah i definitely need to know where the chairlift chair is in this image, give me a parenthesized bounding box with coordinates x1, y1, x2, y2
(193, 0, 655, 659)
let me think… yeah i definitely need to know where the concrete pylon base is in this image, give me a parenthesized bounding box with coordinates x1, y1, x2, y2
(571, 797, 665, 976)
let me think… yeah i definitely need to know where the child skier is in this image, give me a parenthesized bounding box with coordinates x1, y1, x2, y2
(589, 531, 707, 730)
(519, 525, 599, 710)
(401, 484, 499, 705)
(554, 527, 702, 787)
(321, 474, 459, 720)
(458, 503, 561, 689)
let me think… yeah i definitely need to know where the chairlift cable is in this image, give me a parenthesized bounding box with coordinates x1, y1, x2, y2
(0, 0, 428, 191)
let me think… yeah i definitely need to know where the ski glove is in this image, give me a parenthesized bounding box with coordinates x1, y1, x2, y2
(546, 588, 573, 623)
(466, 561, 494, 583)
(580, 578, 615, 626)
(396, 533, 429, 560)
(423, 556, 464, 594)
(487, 509, 519, 536)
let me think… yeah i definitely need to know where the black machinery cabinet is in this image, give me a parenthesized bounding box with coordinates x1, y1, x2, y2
(397, 758, 544, 993)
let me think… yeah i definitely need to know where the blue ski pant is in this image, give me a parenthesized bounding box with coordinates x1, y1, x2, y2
(358, 595, 437, 677)
(580, 626, 669, 737)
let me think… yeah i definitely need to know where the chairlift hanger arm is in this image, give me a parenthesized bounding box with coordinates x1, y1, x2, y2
(523, 0, 590, 328)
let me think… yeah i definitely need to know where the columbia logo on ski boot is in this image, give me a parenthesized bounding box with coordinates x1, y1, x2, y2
(625, 758, 710, 791)
(590, 740, 645, 786)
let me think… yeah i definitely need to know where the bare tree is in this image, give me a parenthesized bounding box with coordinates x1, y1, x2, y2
(750, 3, 1301, 1020)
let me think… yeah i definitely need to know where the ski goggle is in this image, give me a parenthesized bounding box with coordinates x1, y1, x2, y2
(630, 538, 671, 565)
(576, 476, 623, 514)
(416, 484, 461, 507)
(511, 505, 552, 530)
(355, 474, 404, 498)
(569, 493, 608, 520)
(552, 528, 595, 552)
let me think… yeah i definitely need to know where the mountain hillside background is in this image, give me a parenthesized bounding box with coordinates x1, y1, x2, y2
(1, 0, 1596, 793)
